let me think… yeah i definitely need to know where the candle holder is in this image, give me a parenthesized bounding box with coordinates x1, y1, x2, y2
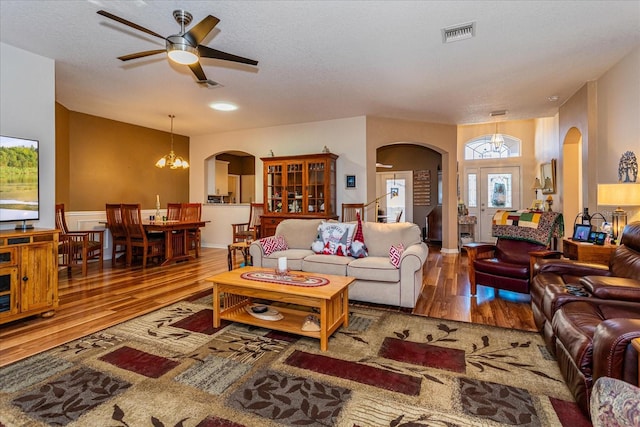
(155, 201, 161, 220)
(274, 268, 289, 279)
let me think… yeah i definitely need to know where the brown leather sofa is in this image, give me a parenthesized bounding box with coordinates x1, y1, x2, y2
(530, 221, 640, 414)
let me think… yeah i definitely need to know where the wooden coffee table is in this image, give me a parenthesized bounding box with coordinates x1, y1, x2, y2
(206, 266, 353, 351)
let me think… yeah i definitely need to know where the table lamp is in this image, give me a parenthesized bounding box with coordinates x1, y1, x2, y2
(532, 178, 543, 200)
(597, 183, 640, 241)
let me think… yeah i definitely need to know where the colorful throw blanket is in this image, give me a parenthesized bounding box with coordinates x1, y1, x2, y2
(492, 210, 564, 246)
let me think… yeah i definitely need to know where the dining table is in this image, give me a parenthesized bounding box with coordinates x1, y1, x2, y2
(143, 219, 208, 266)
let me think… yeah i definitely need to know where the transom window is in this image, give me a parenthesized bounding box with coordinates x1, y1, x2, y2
(464, 134, 521, 160)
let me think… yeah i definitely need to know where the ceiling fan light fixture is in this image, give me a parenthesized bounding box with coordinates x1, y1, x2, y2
(167, 38, 199, 65)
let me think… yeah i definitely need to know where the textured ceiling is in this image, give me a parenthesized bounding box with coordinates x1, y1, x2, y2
(1, 0, 639, 137)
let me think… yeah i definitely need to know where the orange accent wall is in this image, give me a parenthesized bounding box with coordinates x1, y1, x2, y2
(55, 103, 189, 211)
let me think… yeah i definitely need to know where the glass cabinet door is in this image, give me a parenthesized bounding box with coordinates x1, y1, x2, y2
(328, 159, 336, 216)
(266, 164, 283, 212)
(307, 160, 326, 213)
(286, 161, 304, 213)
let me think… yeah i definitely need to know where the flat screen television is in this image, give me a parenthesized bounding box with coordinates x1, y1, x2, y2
(0, 135, 40, 228)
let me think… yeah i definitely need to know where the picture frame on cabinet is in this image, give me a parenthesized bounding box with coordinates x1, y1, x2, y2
(346, 175, 356, 189)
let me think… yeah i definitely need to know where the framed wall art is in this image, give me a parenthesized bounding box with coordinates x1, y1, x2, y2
(345, 175, 356, 189)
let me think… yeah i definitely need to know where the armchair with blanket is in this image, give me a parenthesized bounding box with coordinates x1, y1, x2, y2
(464, 210, 564, 295)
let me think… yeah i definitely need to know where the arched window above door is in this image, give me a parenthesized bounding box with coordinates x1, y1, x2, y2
(464, 134, 521, 160)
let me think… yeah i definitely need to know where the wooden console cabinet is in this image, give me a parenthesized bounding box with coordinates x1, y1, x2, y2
(260, 153, 339, 237)
(0, 228, 59, 324)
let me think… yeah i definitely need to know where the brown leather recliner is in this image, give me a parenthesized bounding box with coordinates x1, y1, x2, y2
(465, 238, 560, 295)
(531, 221, 640, 349)
(552, 299, 640, 414)
(530, 221, 640, 415)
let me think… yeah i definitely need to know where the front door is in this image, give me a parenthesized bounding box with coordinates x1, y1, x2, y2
(468, 166, 521, 242)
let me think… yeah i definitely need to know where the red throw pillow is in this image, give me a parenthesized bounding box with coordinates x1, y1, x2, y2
(259, 235, 288, 256)
(389, 243, 404, 268)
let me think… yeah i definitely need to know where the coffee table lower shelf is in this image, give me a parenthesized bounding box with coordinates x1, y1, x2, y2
(220, 302, 323, 340)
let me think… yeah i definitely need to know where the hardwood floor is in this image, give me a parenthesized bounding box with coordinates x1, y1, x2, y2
(0, 245, 536, 367)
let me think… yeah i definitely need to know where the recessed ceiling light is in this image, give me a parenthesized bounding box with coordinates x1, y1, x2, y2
(210, 102, 238, 111)
(548, 95, 559, 102)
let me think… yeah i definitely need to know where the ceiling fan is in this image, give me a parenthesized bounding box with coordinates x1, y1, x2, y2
(97, 9, 258, 86)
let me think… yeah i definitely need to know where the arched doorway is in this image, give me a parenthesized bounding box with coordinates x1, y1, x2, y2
(205, 151, 256, 204)
(562, 127, 582, 225)
(376, 144, 442, 240)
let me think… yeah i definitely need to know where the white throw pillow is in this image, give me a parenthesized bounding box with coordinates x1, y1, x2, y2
(311, 222, 355, 256)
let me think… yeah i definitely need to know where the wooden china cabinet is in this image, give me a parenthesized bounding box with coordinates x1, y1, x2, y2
(260, 153, 339, 237)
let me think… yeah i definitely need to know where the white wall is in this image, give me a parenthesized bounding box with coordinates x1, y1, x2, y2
(190, 116, 367, 247)
(534, 115, 561, 212)
(0, 42, 56, 230)
(595, 45, 640, 223)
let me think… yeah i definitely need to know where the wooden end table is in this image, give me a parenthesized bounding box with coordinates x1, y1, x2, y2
(227, 241, 251, 270)
(562, 238, 617, 265)
(206, 266, 353, 351)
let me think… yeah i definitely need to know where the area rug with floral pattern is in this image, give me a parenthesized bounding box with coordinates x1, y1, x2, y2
(0, 293, 592, 427)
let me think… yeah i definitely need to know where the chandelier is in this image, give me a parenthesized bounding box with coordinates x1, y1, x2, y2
(155, 114, 189, 169)
(491, 121, 504, 151)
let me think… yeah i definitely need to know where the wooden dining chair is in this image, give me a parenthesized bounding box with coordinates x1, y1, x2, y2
(121, 203, 164, 268)
(341, 203, 364, 222)
(55, 204, 104, 276)
(166, 203, 182, 221)
(181, 202, 202, 257)
(105, 203, 128, 266)
(232, 202, 263, 243)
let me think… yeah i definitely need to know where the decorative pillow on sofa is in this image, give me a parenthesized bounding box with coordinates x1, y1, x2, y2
(311, 222, 355, 256)
(259, 235, 288, 256)
(389, 243, 404, 268)
(349, 212, 368, 258)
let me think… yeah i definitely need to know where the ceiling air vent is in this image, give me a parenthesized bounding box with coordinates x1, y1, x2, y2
(442, 22, 476, 43)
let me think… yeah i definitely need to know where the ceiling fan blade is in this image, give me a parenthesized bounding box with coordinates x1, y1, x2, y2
(188, 62, 208, 81)
(188, 62, 219, 86)
(118, 50, 166, 61)
(183, 15, 220, 46)
(97, 10, 166, 40)
(198, 45, 258, 66)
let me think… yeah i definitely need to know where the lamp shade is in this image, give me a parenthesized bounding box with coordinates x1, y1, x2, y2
(597, 183, 640, 241)
(597, 183, 640, 206)
(531, 178, 543, 190)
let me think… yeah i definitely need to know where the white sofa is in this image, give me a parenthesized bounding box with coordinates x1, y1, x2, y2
(249, 218, 429, 308)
